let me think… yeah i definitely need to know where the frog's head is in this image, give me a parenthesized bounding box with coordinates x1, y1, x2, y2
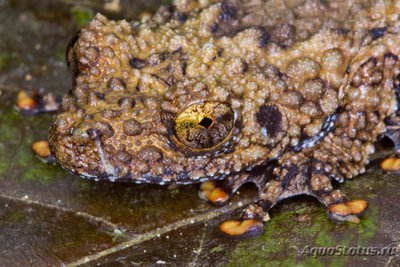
(49, 13, 343, 184)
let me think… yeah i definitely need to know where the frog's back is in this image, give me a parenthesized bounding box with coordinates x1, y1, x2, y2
(49, 0, 400, 183)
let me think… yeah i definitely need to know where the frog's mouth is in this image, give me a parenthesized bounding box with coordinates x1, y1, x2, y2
(50, 119, 277, 186)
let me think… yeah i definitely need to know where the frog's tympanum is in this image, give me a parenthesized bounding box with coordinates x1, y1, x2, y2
(49, 0, 400, 237)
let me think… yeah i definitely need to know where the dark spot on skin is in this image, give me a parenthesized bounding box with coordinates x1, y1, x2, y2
(129, 57, 146, 69)
(87, 128, 101, 140)
(95, 92, 105, 100)
(84, 114, 94, 120)
(118, 97, 136, 110)
(136, 85, 143, 92)
(123, 119, 143, 136)
(270, 24, 295, 47)
(258, 28, 270, 48)
(172, 47, 183, 54)
(337, 28, 350, 35)
(211, 23, 219, 33)
(173, 12, 187, 23)
(93, 121, 114, 138)
(256, 105, 283, 138)
(219, 2, 236, 21)
(181, 62, 187, 75)
(369, 27, 387, 40)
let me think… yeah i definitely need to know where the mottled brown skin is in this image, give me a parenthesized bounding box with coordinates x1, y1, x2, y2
(49, 0, 400, 235)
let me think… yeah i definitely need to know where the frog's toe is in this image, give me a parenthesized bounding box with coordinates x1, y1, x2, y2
(32, 140, 55, 164)
(16, 91, 61, 115)
(219, 218, 264, 238)
(219, 202, 270, 238)
(198, 181, 230, 206)
(380, 152, 400, 172)
(327, 200, 368, 223)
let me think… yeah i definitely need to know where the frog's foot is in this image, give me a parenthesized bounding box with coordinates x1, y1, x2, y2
(219, 202, 268, 238)
(16, 91, 61, 115)
(315, 189, 368, 224)
(327, 199, 368, 223)
(198, 181, 230, 206)
(32, 140, 55, 164)
(199, 172, 267, 206)
(380, 153, 400, 172)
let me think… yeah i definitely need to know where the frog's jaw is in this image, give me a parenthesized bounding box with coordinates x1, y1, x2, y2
(48, 117, 215, 184)
(49, 116, 266, 185)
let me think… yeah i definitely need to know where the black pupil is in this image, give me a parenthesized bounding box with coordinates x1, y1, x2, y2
(199, 117, 213, 128)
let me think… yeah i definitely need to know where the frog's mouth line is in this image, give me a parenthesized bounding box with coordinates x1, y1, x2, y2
(76, 137, 277, 187)
(71, 106, 341, 185)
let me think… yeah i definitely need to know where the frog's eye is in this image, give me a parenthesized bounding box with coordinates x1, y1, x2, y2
(173, 102, 234, 150)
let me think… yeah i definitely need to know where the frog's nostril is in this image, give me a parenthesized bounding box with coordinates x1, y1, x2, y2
(199, 117, 213, 128)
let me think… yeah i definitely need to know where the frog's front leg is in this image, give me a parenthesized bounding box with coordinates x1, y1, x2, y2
(199, 169, 270, 206)
(220, 33, 400, 238)
(219, 146, 370, 238)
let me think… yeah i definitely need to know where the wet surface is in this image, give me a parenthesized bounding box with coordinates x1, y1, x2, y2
(0, 0, 399, 266)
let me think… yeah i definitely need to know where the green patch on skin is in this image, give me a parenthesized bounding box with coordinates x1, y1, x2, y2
(71, 6, 94, 28)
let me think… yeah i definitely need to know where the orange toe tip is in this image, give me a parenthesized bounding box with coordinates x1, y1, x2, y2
(16, 91, 38, 113)
(328, 200, 368, 223)
(381, 157, 400, 172)
(208, 188, 229, 204)
(219, 219, 264, 238)
(199, 181, 229, 205)
(32, 140, 51, 158)
(346, 200, 368, 214)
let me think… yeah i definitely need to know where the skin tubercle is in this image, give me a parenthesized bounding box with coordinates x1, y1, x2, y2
(46, 0, 399, 237)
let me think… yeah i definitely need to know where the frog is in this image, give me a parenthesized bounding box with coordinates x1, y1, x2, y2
(47, 0, 400, 237)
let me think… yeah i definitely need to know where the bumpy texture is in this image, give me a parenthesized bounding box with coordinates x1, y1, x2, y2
(50, 0, 400, 231)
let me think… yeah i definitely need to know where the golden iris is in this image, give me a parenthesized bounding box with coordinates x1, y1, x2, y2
(174, 102, 234, 150)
